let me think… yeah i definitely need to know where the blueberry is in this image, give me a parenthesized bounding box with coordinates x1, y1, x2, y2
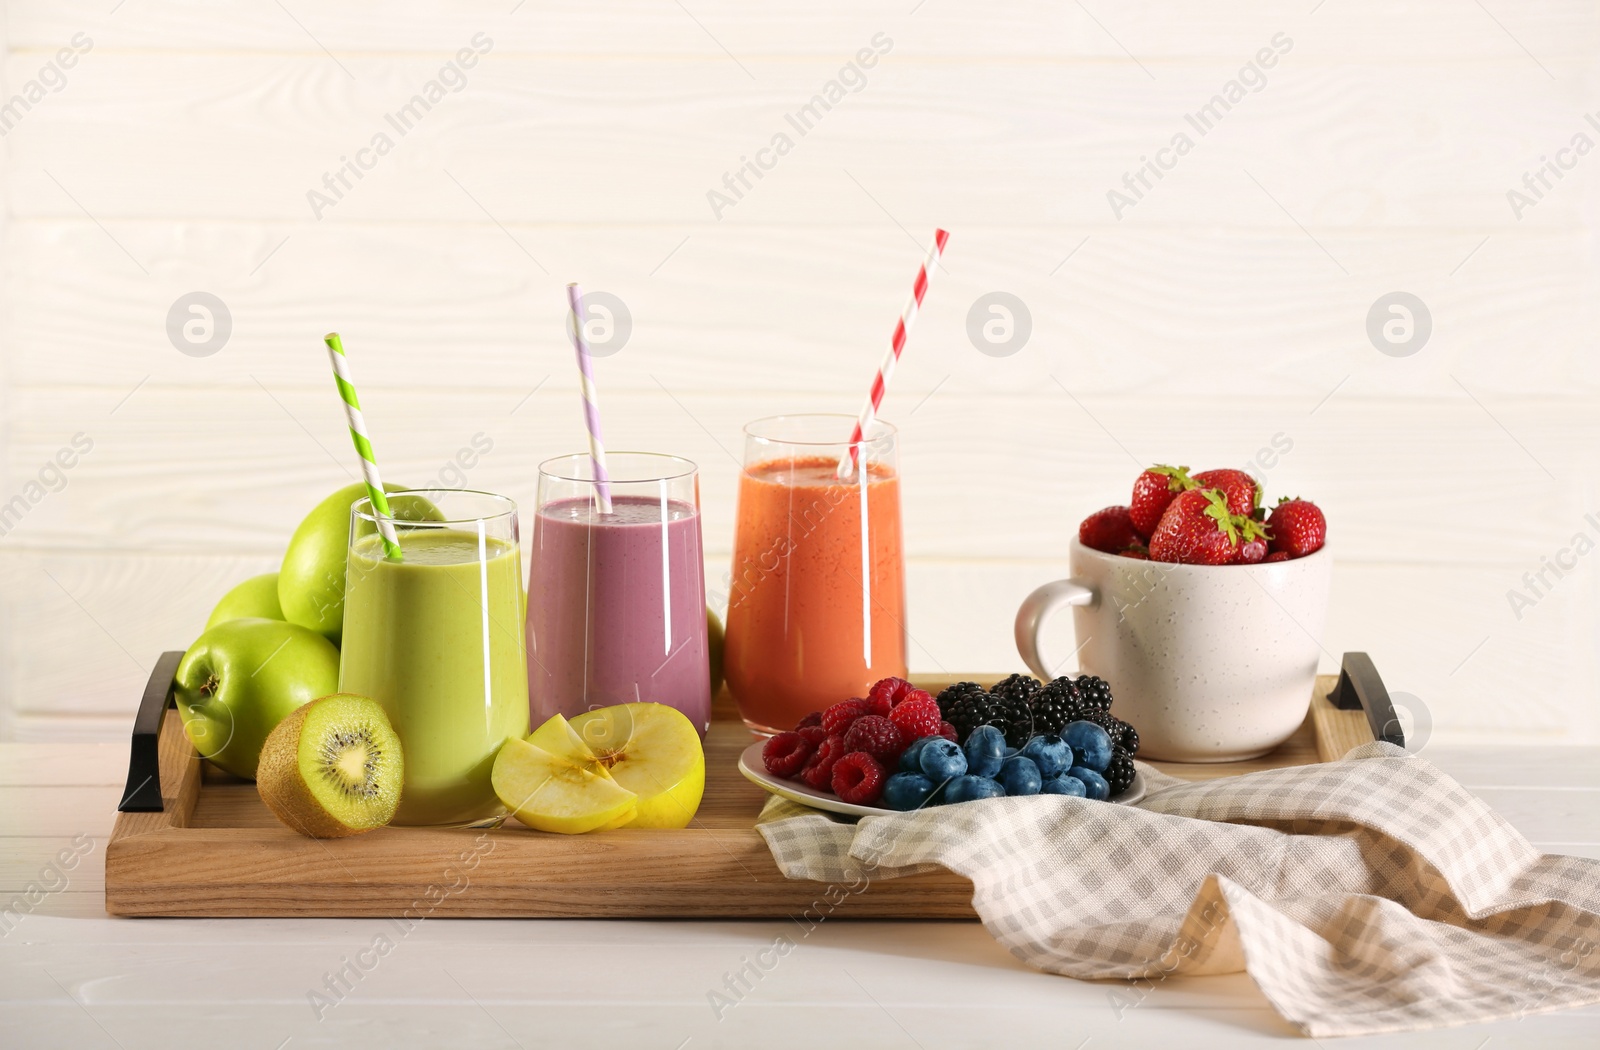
(963, 725, 1006, 778)
(1003, 747, 1019, 759)
(1021, 733, 1073, 778)
(1063, 720, 1113, 773)
(999, 755, 1042, 796)
(899, 736, 935, 773)
(943, 774, 1006, 804)
(919, 738, 968, 781)
(882, 772, 938, 811)
(1041, 774, 1087, 797)
(1068, 765, 1110, 801)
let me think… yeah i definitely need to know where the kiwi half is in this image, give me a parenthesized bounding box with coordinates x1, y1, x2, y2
(257, 693, 403, 838)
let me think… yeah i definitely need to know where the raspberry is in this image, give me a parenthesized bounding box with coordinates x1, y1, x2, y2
(899, 687, 934, 708)
(889, 697, 942, 741)
(862, 692, 893, 718)
(841, 715, 906, 767)
(938, 721, 959, 743)
(762, 732, 813, 779)
(831, 752, 886, 805)
(801, 735, 845, 790)
(867, 677, 913, 712)
(821, 698, 868, 735)
(795, 711, 822, 730)
(796, 725, 828, 747)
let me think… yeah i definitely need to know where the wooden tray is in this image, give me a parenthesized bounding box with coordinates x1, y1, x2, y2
(105, 653, 1402, 919)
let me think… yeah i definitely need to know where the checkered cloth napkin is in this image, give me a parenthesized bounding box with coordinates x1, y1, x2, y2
(756, 742, 1600, 1038)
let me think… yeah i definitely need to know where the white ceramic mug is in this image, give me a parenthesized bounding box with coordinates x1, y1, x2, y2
(1014, 539, 1333, 762)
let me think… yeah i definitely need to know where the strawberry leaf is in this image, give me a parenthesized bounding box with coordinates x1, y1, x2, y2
(1237, 516, 1271, 542)
(1152, 464, 1196, 494)
(1200, 488, 1239, 542)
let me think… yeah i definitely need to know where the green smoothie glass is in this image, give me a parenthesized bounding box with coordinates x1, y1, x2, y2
(340, 490, 530, 826)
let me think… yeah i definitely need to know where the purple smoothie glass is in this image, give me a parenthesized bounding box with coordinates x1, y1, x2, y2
(525, 453, 711, 734)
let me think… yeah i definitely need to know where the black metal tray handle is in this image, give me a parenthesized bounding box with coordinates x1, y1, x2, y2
(1328, 651, 1405, 748)
(118, 651, 184, 812)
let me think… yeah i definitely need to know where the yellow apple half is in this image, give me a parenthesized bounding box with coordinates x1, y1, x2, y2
(568, 703, 705, 829)
(490, 736, 636, 835)
(526, 713, 633, 830)
(528, 713, 611, 778)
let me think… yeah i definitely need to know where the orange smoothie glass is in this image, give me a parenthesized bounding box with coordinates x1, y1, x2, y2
(724, 413, 907, 733)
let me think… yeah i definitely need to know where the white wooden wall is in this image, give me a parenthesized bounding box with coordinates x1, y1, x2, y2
(2, 2, 1597, 745)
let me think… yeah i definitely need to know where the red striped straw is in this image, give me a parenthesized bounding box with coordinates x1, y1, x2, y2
(837, 228, 950, 479)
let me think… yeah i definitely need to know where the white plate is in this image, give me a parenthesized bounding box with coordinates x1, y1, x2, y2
(738, 739, 1148, 817)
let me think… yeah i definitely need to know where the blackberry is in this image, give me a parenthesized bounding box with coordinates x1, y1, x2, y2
(1103, 746, 1136, 797)
(993, 693, 1037, 748)
(989, 673, 1041, 708)
(1075, 674, 1114, 713)
(987, 674, 1042, 747)
(935, 681, 987, 721)
(1083, 711, 1138, 756)
(938, 684, 999, 743)
(1029, 677, 1084, 736)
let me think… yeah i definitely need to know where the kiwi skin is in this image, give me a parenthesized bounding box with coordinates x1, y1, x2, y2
(257, 693, 402, 839)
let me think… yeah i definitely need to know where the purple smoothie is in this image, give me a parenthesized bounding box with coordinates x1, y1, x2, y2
(526, 495, 711, 733)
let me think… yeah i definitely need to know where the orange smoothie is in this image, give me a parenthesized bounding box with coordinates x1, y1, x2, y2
(724, 456, 907, 731)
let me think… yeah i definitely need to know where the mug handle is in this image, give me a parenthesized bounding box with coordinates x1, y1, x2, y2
(1014, 579, 1096, 681)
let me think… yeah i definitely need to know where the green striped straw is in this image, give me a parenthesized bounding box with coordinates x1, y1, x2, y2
(324, 333, 402, 561)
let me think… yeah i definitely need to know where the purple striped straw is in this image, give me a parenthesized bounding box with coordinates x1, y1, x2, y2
(567, 282, 613, 514)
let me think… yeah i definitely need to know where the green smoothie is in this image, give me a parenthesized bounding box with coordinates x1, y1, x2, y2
(340, 528, 530, 826)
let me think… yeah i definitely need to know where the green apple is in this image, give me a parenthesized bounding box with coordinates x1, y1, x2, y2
(205, 572, 284, 630)
(706, 606, 725, 698)
(173, 618, 341, 779)
(278, 482, 436, 645)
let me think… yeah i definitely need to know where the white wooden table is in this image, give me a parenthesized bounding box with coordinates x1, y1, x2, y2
(4, 743, 1598, 1049)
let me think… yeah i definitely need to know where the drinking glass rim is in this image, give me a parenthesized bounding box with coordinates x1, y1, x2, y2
(538, 451, 698, 484)
(743, 413, 896, 447)
(351, 488, 517, 527)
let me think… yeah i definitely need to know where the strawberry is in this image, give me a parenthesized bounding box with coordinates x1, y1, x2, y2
(1148, 488, 1242, 565)
(1267, 498, 1326, 558)
(1121, 548, 1151, 560)
(1191, 468, 1260, 517)
(1263, 551, 1290, 563)
(1078, 505, 1139, 553)
(1236, 517, 1270, 563)
(1129, 465, 1196, 538)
